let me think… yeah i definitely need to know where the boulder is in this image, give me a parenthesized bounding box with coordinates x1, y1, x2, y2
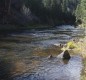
(63, 50, 71, 60)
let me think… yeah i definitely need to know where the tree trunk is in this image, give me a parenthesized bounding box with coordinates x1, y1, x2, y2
(8, 0, 11, 15)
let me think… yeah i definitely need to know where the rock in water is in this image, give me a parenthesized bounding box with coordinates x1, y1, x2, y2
(63, 50, 71, 60)
(48, 55, 53, 59)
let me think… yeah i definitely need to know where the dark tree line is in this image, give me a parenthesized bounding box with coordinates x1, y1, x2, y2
(25, 0, 79, 25)
(0, 0, 11, 24)
(0, 0, 85, 26)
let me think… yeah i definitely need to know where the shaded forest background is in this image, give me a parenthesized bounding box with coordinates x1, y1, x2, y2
(0, 0, 86, 27)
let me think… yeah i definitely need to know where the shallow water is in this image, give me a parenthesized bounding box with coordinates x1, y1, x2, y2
(14, 56, 82, 80)
(0, 25, 84, 80)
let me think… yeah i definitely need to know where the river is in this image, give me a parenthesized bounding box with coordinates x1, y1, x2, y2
(0, 25, 85, 80)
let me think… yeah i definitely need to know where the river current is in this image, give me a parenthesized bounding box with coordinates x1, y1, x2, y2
(0, 25, 84, 80)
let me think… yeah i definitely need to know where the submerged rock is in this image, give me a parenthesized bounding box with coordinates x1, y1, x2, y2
(48, 55, 53, 59)
(63, 50, 71, 60)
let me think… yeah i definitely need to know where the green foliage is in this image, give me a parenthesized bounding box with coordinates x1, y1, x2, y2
(61, 41, 77, 51)
(75, 0, 86, 26)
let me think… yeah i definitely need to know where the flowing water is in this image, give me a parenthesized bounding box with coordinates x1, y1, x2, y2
(0, 25, 85, 80)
